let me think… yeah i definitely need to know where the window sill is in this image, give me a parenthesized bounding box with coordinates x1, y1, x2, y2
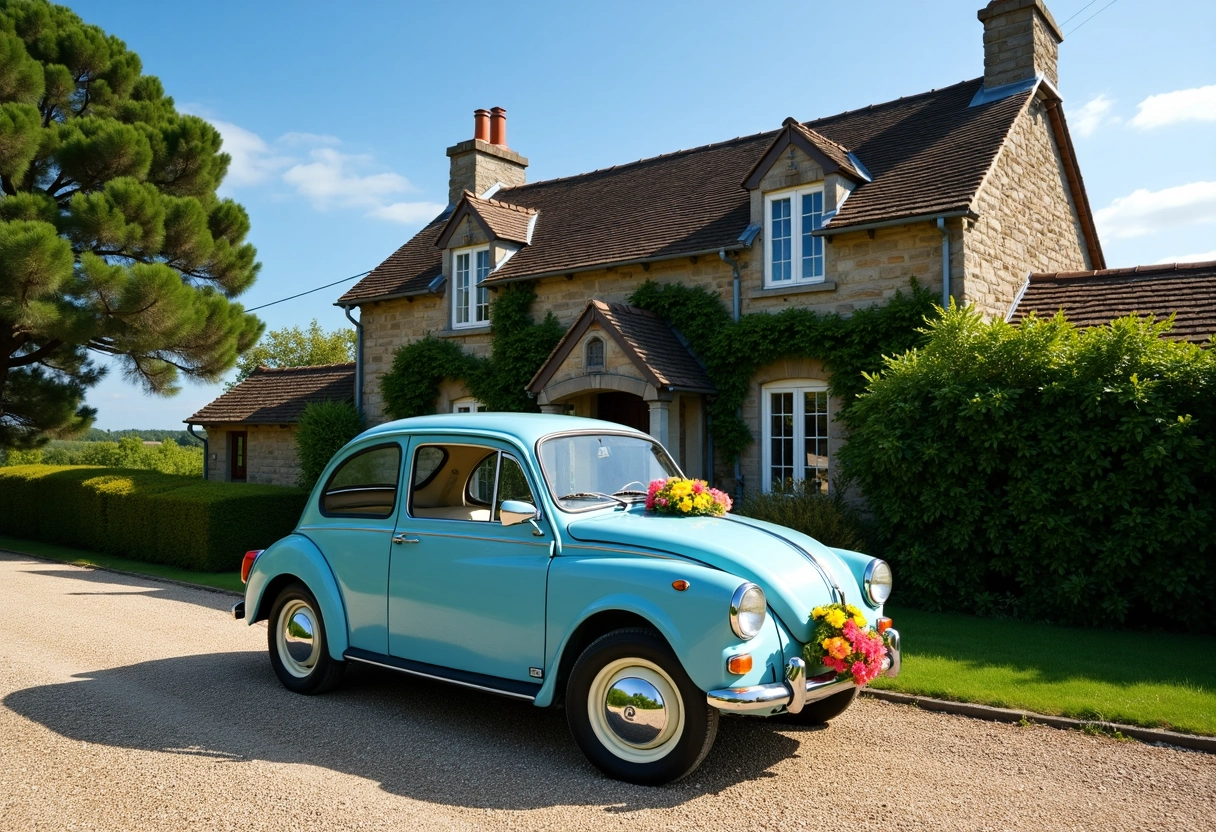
(437, 325, 492, 337)
(748, 281, 836, 299)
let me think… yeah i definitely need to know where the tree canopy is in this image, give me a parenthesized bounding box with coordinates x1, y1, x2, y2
(0, 0, 263, 449)
(232, 319, 355, 386)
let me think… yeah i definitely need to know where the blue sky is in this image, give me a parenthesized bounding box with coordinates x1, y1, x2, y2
(62, 0, 1216, 429)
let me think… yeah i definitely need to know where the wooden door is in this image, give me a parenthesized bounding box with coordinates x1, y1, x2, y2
(229, 431, 248, 482)
(596, 392, 649, 433)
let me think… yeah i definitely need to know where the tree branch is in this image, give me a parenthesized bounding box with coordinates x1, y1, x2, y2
(7, 339, 64, 368)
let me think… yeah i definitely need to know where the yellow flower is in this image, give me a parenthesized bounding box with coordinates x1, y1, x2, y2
(825, 608, 847, 628)
(811, 606, 826, 620)
(678, 498, 691, 512)
(852, 614, 867, 627)
(845, 604, 863, 616)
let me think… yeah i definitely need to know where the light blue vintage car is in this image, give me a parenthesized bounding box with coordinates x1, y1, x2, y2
(233, 413, 899, 785)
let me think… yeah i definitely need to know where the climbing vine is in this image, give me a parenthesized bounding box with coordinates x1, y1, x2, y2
(380, 283, 564, 419)
(627, 279, 938, 459)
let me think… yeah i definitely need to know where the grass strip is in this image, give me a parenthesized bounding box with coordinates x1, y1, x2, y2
(870, 605, 1216, 736)
(0, 533, 242, 593)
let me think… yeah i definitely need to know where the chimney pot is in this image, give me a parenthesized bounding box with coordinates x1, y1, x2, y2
(490, 107, 507, 147)
(473, 109, 491, 143)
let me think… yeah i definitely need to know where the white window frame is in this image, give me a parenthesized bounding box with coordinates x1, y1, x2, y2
(452, 245, 491, 329)
(764, 184, 826, 288)
(452, 396, 485, 414)
(760, 379, 831, 493)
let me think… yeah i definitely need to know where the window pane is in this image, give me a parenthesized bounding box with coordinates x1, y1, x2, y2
(803, 390, 829, 493)
(475, 249, 491, 322)
(495, 455, 535, 521)
(468, 452, 498, 505)
(455, 252, 470, 324)
(801, 191, 824, 280)
(412, 446, 446, 487)
(770, 198, 792, 282)
(323, 445, 401, 517)
(770, 391, 795, 487)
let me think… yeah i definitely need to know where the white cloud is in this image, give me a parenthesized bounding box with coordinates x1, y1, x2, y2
(1154, 249, 1216, 264)
(1095, 181, 1216, 239)
(1129, 85, 1216, 129)
(1073, 94, 1116, 137)
(182, 113, 441, 225)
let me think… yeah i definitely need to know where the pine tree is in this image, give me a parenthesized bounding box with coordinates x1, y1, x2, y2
(0, 0, 263, 449)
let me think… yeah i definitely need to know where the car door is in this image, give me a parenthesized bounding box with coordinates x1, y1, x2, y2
(388, 438, 551, 683)
(299, 440, 405, 655)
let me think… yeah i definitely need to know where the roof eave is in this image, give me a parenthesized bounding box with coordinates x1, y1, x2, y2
(483, 242, 751, 288)
(813, 208, 978, 237)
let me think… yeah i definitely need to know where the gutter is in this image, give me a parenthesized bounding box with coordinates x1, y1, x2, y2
(342, 306, 364, 418)
(186, 424, 208, 481)
(718, 249, 744, 501)
(811, 209, 977, 238)
(481, 243, 750, 288)
(937, 217, 951, 309)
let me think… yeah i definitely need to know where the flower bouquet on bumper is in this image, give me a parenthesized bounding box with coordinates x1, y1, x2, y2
(806, 603, 888, 685)
(645, 478, 733, 517)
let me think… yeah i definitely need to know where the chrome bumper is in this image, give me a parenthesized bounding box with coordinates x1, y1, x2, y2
(707, 627, 901, 714)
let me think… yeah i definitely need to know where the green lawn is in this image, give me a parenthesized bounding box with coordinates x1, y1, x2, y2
(871, 605, 1216, 736)
(0, 534, 243, 593)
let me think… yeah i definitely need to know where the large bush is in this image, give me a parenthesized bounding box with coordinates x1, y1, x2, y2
(736, 479, 873, 553)
(0, 436, 202, 475)
(295, 401, 364, 488)
(0, 465, 306, 572)
(840, 307, 1216, 629)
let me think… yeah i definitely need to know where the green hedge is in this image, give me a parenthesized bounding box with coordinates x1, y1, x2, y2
(839, 307, 1216, 630)
(0, 466, 308, 573)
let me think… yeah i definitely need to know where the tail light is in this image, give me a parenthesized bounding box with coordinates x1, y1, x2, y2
(241, 550, 264, 584)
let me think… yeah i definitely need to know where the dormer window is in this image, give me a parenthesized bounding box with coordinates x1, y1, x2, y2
(453, 245, 491, 328)
(765, 185, 825, 287)
(585, 337, 605, 372)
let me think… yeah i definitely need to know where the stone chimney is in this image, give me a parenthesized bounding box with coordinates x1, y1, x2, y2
(446, 107, 528, 206)
(977, 0, 1064, 90)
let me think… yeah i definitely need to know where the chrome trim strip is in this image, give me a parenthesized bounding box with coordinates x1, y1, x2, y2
(405, 531, 550, 549)
(297, 525, 392, 534)
(561, 543, 679, 560)
(707, 664, 858, 714)
(719, 515, 845, 605)
(344, 655, 537, 701)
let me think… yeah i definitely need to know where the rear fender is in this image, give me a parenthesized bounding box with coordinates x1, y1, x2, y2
(244, 534, 349, 661)
(534, 555, 784, 707)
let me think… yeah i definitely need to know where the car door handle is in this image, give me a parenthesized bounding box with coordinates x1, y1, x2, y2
(392, 535, 420, 545)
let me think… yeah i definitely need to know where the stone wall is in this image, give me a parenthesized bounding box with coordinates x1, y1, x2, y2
(202, 424, 300, 487)
(446, 139, 528, 206)
(979, 0, 1062, 89)
(963, 96, 1090, 319)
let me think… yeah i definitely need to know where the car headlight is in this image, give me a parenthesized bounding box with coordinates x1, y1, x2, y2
(729, 583, 766, 640)
(864, 559, 893, 605)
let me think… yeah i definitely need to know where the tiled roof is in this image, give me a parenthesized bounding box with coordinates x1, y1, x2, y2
(528, 301, 715, 395)
(1009, 261, 1216, 345)
(467, 194, 535, 243)
(186, 363, 356, 425)
(341, 77, 1041, 303)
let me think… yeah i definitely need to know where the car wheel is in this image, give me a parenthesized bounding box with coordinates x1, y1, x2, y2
(267, 582, 345, 694)
(776, 685, 858, 726)
(566, 627, 718, 785)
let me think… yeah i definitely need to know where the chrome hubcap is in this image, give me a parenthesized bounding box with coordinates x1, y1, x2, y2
(604, 676, 667, 746)
(277, 600, 319, 677)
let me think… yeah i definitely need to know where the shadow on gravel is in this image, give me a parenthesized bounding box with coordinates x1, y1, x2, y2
(12, 563, 234, 612)
(3, 651, 813, 810)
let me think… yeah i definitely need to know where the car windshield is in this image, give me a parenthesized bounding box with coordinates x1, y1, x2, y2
(538, 432, 680, 511)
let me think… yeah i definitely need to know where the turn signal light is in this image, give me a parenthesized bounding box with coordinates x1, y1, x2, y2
(241, 550, 264, 584)
(727, 654, 753, 675)
(671, 580, 690, 591)
(877, 617, 893, 634)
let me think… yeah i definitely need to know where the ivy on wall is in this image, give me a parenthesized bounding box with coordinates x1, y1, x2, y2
(380, 284, 564, 419)
(627, 279, 938, 460)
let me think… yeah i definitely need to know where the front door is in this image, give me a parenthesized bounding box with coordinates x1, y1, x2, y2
(388, 438, 550, 683)
(597, 391, 648, 432)
(229, 431, 248, 482)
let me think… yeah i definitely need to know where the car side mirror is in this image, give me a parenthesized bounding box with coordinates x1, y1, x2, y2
(500, 500, 538, 527)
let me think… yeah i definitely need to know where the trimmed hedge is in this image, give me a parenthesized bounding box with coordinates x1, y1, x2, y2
(840, 308, 1216, 630)
(0, 465, 308, 573)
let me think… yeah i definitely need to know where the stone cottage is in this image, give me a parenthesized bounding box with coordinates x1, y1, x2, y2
(332, 0, 1101, 494)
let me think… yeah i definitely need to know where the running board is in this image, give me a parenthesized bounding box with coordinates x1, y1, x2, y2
(343, 647, 542, 701)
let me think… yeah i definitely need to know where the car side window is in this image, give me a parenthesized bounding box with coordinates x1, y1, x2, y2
(495, 454, 536, 522)
(321, 444, 402, 518)
(412, 446, 447, 488)
(467, 452, 497, 506)
(408, 444, 536, 523)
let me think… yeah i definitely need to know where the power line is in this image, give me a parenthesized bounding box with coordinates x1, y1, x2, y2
(1065, 0, 1119, 35)
(1060, 0, 1100, 27)
(245, 270, 372, 312)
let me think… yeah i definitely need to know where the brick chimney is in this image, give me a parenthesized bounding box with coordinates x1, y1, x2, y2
(977, 0, 1064, 90)
(446, 107, 528, 206)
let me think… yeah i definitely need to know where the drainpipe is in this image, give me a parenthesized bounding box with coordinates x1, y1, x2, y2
(718, 249, 744, 501)
(187, 424, 208, 481)
(343, 305, 364, 418)
(936, 217, 951, 309)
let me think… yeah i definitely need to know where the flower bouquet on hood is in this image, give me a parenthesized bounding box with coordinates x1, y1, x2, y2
(805, 603, 889, 685)
(645, 478, 732, 517)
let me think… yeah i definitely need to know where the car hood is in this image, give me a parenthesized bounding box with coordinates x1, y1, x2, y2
(565, 509, 858, 643)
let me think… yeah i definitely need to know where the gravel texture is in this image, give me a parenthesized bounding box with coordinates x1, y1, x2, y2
(1, 553, 1213, 831)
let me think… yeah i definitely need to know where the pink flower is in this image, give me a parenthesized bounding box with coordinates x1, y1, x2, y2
(842, 619, 860, 641)
(692, 481, 705, 494)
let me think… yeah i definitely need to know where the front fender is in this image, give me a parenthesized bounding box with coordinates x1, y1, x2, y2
(535, 554, 785, 707)
(245, 533, 349, 662)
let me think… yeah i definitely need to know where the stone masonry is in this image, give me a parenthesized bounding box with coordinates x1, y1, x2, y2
(979, 0, 1063, 89)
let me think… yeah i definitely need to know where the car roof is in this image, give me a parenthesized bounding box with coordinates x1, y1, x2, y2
(357, 412, 650, 447)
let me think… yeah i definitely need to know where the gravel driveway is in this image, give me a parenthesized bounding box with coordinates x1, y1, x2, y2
(1, 552, 1212, 831)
